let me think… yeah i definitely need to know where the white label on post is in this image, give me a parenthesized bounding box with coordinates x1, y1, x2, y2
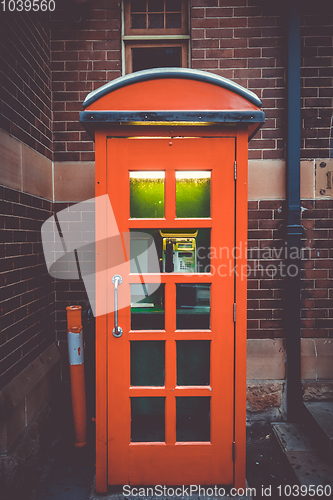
(67, 330, 84, 365)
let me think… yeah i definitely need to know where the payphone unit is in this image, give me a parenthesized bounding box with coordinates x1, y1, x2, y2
(160, 230, 197, 273)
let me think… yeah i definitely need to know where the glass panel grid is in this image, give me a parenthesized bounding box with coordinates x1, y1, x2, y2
(129, 229, 211, 274)
(130, 0, 183, 31)
(176, 171, 211, 218)
(177, 340, 210, 386)
(131, 397, 165, 442)
(131, 283, 165, 330)
(176, 397, 210, 442)
(130, 341, 165, 386)
(130, 171, 165, 219)
(176, 283, 211, 330)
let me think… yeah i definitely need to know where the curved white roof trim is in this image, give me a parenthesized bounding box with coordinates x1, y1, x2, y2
(83, 67, 262, 109)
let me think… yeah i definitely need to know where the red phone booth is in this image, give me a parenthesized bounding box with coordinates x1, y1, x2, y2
(80, 68, 264, 493)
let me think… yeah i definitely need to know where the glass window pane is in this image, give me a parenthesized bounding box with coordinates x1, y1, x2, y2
(177, 340, 210, 385)
(131, 284, 165, 330)
(148, 13, 164, 28)
(131, 397, 165, 442)
(131, 341, 165, 386)
(130, 171, 165, 218)
(176, 284, 211, 330)
(131, 13, 146, 28)
(166, 12, 181, 28)
(130, 229, 210, 274)
(132, 47, 182, 72)
(131, 0, 146, 12)
(148, 0, 163, 11)
(130, 231, 162, 273)
(166, 0, 181, 11)
(176, 397, 210, 442)
(176, 171, 211, 218)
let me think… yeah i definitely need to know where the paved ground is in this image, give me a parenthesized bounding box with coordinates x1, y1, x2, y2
(26, 420, 296, 500)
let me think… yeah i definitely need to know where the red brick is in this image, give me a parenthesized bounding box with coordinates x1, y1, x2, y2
(234, 27, 262, 38)
(191, 49, 205, 59)
(234, 6, 262, 17)
(192, 18, 219, 28)
(192, 39, 219, 48)
(248, 210, 273, 220)
(219, 17, 247, 27)
(219, 37, 247, 48)
(206, 49, 233, 59)
(234, 48, 261, 58)
(192, 0, 218, 6)
(205, 7, 233, 17)
(191, 8, 205, 18)
(205, 28, 234, 39)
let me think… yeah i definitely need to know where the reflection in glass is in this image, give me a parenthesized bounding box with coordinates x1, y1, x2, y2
(177, 340, 210, 385)
(130, 229, 211, 273)
(148, 0, 163, 11)
(166, 0, 181, 12)
(149, 13, 164, 28)
(131, 0, 146, 12)
(130, 232, 161, 274)
(131, 341, 165, 386)
(132, 47, 182, 72)
(176, 397, 210, 442)
(176, 283, 211, 329)
(166, 13, 181, 28)
(130, 171, 165, 218)
(131, 13, 146, 28)
(176, 171, 211, 218)
(131, 397, 165, 442)
(131, 284, 165, 330)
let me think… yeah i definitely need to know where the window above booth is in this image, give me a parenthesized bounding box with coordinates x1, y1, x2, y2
(125, 0, 188, 36)
(122, 0, 189, 73)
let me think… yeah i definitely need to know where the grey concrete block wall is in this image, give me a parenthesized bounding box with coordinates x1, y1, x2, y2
(0, 344, 60, 455)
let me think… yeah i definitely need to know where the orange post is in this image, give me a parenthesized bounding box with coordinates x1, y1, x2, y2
(66, 306, 87, 448)
(67, 305, 82, 331)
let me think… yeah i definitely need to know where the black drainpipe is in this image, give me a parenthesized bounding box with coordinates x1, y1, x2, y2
(285, 0, 304, 422)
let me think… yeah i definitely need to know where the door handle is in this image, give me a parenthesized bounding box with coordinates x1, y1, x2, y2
(112, 274, 123, 337)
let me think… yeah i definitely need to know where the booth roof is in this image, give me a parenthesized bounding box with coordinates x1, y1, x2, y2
(82, 67, 262, 109)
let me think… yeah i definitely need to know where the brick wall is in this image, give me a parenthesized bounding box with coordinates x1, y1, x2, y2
(191, 1, 333, 161)
(51, 0, 122, 162)
(0, 11, 52, 159)
(191, 1, 285, 160)
(0, 186, 55, 390)
(301, 199, 333, 337)
(301, 6, 333, 159)
(247, 200, 285, 339)
(247, 198, 333, 340)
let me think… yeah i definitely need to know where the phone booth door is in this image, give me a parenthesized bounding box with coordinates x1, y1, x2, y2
(105, 135, 235, 485)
